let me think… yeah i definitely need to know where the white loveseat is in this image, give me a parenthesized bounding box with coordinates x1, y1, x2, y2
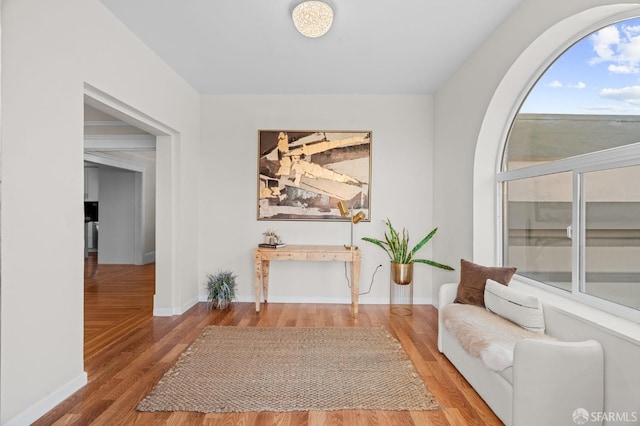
(438, 281, 605, 426)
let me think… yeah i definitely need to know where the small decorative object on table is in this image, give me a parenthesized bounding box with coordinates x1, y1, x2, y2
(205, 270, 237, 310)
(258, 242, 287, 248)
(262, 228, 282, 245)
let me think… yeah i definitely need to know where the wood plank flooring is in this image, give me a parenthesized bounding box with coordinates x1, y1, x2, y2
(83, 253, 155, 359)
(34, 257, 503, 425)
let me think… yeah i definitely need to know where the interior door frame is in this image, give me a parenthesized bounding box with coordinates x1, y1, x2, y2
(84, 83, 180, 316)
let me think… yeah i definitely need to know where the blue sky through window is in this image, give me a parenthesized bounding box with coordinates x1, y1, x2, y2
(521, 17, 640, 115)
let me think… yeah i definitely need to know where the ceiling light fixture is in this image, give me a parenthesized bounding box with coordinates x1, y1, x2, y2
(292, 1, 334, 38)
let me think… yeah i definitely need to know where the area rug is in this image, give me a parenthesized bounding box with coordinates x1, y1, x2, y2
(137, 326, 438, 413)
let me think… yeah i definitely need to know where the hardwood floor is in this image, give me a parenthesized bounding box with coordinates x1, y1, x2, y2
(34, 257, 502, 425)
(83, 253, 155, 359)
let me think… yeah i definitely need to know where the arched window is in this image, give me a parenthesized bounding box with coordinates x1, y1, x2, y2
(499, 17, 640, 321)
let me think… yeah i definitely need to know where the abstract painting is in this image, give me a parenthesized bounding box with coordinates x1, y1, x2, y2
(258, 130, 371, 220)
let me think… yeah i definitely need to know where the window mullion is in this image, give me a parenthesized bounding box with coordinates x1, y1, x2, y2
(572, 171, 583, 297)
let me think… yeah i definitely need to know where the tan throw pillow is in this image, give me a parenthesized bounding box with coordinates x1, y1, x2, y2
(453, 259, 517, 307)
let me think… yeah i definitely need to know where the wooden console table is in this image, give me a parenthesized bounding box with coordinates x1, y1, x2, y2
(253, 245, 361, 318)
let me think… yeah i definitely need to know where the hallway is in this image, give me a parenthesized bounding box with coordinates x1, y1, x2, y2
(84, 254, 155, 359)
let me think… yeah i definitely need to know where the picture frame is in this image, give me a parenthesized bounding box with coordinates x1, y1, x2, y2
(257, 130, 372, 221)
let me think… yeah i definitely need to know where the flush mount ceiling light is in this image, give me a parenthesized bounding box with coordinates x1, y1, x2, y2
(292, 1, 334, 38)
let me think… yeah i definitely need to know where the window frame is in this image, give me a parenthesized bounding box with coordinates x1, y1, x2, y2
(497, 141, 640, 323)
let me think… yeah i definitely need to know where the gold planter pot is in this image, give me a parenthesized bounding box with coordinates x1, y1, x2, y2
(391, 262, 413, 285)
(390, 262, 413, 315)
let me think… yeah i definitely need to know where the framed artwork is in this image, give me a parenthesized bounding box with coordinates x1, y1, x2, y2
(258, 130, 372, 221)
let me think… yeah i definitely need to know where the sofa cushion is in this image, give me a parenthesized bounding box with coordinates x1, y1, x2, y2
(453, 259, 517, 307)
(441, 303, 554, 371)
(484, 279, 546, 333)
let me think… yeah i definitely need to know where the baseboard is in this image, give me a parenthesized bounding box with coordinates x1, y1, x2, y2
(142, 251, 155, 264)
(152, 306, 176, 317)
(4, 372, 87, 426)
(180, 296, 199, 314)
(153, 295, 199, 317)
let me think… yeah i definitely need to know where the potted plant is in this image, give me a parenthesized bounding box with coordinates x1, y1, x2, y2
(362, 218, 454, 284)
(262, 229, 282, 245)
(205, 270, 237, 309)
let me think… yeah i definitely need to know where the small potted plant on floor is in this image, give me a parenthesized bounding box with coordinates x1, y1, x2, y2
(206, 270, 237, 310)
(362, 218, 454, 284)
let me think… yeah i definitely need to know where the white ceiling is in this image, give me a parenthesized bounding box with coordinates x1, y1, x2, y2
(98, 0, 524, 95)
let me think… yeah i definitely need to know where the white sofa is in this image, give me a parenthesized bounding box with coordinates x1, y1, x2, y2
(438, 282, 604, 426)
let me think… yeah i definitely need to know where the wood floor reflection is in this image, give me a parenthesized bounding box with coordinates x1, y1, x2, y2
(84, 253, 155, 359)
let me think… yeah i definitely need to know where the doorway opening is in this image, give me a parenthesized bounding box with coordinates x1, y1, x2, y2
(83, 103, 157, 357)
(83, 106, 156, 266)
(82, 83, 179, 359)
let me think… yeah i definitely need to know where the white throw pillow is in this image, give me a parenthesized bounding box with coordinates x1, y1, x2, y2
(484, 279, 545, 333)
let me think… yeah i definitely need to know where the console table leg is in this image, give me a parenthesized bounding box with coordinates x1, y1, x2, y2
(254, 257, 262, 313)
(351, 258, 361, 318)
(262, 260, 270, 304)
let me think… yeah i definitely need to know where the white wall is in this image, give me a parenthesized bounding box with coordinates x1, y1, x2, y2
(199, 95, 448, 306)
(98, 166, 136, 264)
(1, 0, 200, 424)
(92, 149, 158, 263)
(433, 0, 640, 420)
(6, 0, 638, 423)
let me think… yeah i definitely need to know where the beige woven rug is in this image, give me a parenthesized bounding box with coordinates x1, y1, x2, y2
(137, 326, 438, 413)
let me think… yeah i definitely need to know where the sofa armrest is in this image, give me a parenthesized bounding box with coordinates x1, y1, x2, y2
(437, 283, 458, 352)
(439, 282, 458, 307)
(512, 339, 604, 426)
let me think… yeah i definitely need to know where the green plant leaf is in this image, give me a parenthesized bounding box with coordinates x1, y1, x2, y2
(409, 227, 438, 260)
(361, 219, 454, 271)
(412, 258, 455, 270)
(205, 269, 238, 309)
(360, 237, 392, 260)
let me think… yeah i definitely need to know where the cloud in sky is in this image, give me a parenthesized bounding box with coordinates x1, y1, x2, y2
(522, 18, 640, 114)
(589, 26, 620, 64)
(548, 81, 585, 89)
(608, 64, 635, 74)
(600, 85, 640, 105)
(589, 23, 640, 73)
